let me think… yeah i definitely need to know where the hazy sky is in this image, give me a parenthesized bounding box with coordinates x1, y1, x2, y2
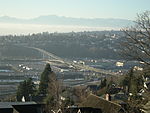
(0, 0, 150, 20)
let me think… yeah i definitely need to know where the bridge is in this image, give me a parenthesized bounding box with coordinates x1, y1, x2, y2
(26, 46, 118, 76)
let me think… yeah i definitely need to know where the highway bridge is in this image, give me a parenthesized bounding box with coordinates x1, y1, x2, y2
(26, 46, 118, 76)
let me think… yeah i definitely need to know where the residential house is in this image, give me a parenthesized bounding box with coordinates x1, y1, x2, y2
(79, 94, 126, 113)
(0, 101, 44, 113)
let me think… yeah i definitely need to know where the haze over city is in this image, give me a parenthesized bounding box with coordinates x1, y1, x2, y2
(0, 0, 150, 113)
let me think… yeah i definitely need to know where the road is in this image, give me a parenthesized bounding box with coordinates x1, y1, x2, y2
(26, 46, 118, 76)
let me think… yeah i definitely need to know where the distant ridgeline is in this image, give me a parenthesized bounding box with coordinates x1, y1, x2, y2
(0, 15, 133, 27)
(0, 31, 123, 59)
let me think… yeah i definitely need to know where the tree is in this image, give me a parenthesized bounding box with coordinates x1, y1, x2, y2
(121, 68, 136, 94)
(121, 11, 150, 65)
(16, 78, 35, 101)
(72, 86, 88, 103)
(100, 78, 107, 88)
(38, 63, 52, 95)
(45, 70, 62, 112)
(121, 67, 145, 96)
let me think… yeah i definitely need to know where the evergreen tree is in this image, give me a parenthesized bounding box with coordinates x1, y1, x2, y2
(100, 78, 107, 88)
(26, 78, 36, 96)
(121, 68, 141, 96)
(127, 68, 135, 94)
(16, 78, 35, 101)
(38, 63, 52, 95)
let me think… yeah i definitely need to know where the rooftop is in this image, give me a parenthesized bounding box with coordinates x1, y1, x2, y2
(79, 94, 125, 113)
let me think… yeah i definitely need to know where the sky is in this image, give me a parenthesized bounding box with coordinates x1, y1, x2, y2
(0, 0, 150, 35)
(0, 0, 150, 20)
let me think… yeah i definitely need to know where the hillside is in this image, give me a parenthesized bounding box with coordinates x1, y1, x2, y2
(0, 31, 123, 60)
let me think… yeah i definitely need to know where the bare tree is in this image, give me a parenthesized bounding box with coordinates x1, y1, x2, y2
(73, 86, 89, 103)
(45, 72, 62, 113)
(121, 11, 150, 65)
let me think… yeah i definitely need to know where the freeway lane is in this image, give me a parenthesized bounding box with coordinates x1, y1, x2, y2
(26, 46, 118, 76)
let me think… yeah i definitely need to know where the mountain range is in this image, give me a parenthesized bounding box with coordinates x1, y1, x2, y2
(0, 15, 133, 28)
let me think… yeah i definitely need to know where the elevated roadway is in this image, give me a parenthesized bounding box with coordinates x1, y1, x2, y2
(26, 46, 118, 76)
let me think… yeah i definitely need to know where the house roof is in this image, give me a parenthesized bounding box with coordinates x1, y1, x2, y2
(65, 107, 102, 113)
(0, 101, 44, 113)
(0, 102, 14, 109)
(79, 94, 124, 113)
(0, 101, 39, 109)
(0, 108, 13, 113)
